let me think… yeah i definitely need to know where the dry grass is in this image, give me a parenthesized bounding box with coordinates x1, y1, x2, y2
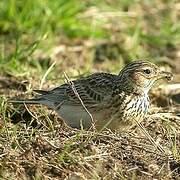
(0, 104, 180, 179)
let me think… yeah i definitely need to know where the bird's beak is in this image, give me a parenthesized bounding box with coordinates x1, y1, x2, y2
(158, 71, 173, 81)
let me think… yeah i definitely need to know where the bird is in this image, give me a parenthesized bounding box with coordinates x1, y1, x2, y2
(9, 60, 173, 131)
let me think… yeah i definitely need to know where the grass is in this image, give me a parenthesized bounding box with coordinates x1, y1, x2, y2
(0, 0, 180, 179)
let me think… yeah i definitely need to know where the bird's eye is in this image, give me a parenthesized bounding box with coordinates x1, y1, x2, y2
(143, 69, 151, 74)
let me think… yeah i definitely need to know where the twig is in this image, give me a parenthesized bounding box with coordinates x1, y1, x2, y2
(24, 103, 39, 121)
(63, 72, 95, 130)
(137, 122, 166, 155)
(40, 61, 56, 89)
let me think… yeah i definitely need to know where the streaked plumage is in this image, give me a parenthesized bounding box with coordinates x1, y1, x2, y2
(9, 60, 173, 131)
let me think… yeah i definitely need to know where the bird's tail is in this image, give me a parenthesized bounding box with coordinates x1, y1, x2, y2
(9, 98, 43, 104)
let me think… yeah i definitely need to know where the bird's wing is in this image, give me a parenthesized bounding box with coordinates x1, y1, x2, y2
(37, 73, 118, 107)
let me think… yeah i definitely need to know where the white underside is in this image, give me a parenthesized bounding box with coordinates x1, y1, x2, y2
(56, 105, 93, 129)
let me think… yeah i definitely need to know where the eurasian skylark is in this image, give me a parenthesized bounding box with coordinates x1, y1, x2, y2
(10, 60, 173, 131)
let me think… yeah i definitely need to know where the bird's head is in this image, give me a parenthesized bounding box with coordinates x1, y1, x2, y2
(119, 60, 173, 93)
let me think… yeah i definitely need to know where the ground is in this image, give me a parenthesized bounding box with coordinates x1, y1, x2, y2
(0, 0, 180, 179)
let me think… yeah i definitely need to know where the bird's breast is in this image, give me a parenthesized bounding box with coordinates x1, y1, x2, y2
(122, 93, 150, 124)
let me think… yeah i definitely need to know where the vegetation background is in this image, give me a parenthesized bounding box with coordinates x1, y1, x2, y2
(0, 0, 179, 179)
